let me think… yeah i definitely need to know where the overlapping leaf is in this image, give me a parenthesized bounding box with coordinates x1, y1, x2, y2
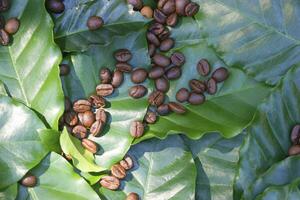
(0, 183, 17, 200)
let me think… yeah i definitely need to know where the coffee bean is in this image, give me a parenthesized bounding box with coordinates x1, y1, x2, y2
(129, 85, 148, 99)
(20, 174, 37, 187)
(155, 77, 170, 93)
(64, 96, 72, 112)
(0, 29, 9, 46)
(114, 49, 132, 63)
(111, 164, 126, 179)
(197, 59, 210, 76)
(111, 70, 124, 88)
(166, 66, 181, 80)
(4, 18, 20, 35)
(131, 68, 148, 83)
(126, 193, 139, 200)
(171, 52, 185, 66)
(46, 0, 64, 14)
(188, 92, 205, 105)
(72, 125, 88, 139)
(153, 9, 167, 24)
(175, 0, 190, 16)
(89, 95, 106, 108)
(207, 78, 217, 95)
(288, 145, 300, 156)
(100, 68, 112, 84)
(212, 67, 229, 82)
(116, 62, 133, 73)
(189, 79, 206, 93)
(185, 2, 200, 17)
(158, 0, 176, 15)
(157, 28, 170, 41)
(166, 13, 178, 27)
(148, 23, 164, 35)
(79, 111, 95, 128)
(145, 111, 157, 124)
(153, 54, 171, 67)
(160, 38, 174, 52)
(157, 104, 170, 115)
(64, 111, 78, 126)
(147, 32, 160, 47)
(82, 139, 98, 154)
(87, 16, 104, 31)
(127, 0, 143, 10)
(90, 120, 104, 137)
(176, 88, 190, 102)
(148, 43, 156, 57)
(148, 91, 165, 106)
(73, 99, 91, 113)
(291, 125, 300, 144)
(95, 109, 107, 123)
(130, 121, 144, 138)
(96, 84, 114, 97)
(149, 66, 165, 79)
(141, 6, 153, 18)
(100, 176, 120, 190)
(120, 156, 134, 170)
(168, 102, 186, 114)
(59, 64, 70, 76)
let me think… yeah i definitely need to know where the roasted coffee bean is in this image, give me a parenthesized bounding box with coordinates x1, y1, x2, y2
(87, 16, 104, 31)
(171, 52, 185, 66)
(185, 2, 200, 17)
(152, 54, 171, 67)
(153, 9, 167, 24)
(59, 64, 70, 76)
(176, 88, 190, 102)
(129, 85, 148, 99)
(95, 109, 107, 123)
(99, 68, 112, 84)
(148, 43, 156, 57)
(207, 78, 217, 95)
(90, 120, 104, 137)
(189, 79, 206, 93)
(72, 125, 88, 139)
(148, 91, 165, 106)
(130, 121, 144, 138)
(149, 66, 165, 79)
(100, 176, 120, 190)
(46, 0, 65, 14)
(168, 102, 186, 114)
(158, 0, 176, 15)
(120, 156, 134, 170)
(141, 6, 153, 18)
(131, 68, 148, 83)
(114, 49, 132, 63)
(79, 111, 95, 128)
(0, 15, 4, 29)
(89, 95, 106, 108)
(148, 23, 164, 35)
(157, 104, 170, 116)
(188, 92, 205, 105)
(20, 174, 37, 187)
(64, 96, 72, 111)
(4, 18, 20, 35)
(160, 38, 174, 52)
(0, 29, 9, 46)
(82, 139, 98, 154)
(166, 13, 178, 27)
(126, 193, 139, 200)
(66, 125, 73, 134)
(166, 66, 181, 80)
(175, 0, 190, 16)
(96, 84, 114, 97)
(73, 99, 91, 113)
(145, 111, 157, 124)
(64, 111, 78, 126)
(127, 0, 143, 10)
(291, 125, 300, 144)
(111, 70, 124, 88)
(155, 77, 170, 93)
(147, 32, 160, 47)
(116, 62, 133, 73)
(212, 67, 229, 82)
(288, 145, 300, 156)
(111, 164, 126, 179)
(157, 28, 170, 41)
(197, 59, 210, 76)
(0, 0, 10, 12)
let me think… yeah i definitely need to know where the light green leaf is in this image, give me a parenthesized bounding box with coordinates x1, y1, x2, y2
(0, 81, 7, 96)
(0, 183, 17, 200)
(38, 129, 61, 154)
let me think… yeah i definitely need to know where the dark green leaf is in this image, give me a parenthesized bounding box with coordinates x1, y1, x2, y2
(38, 129, 61, 154)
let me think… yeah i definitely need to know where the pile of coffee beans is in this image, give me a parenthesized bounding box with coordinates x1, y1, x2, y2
(289, 125, 300, 156)
(0, 0, 20, 46)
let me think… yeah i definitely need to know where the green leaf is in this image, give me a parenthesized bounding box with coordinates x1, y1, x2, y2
(0, 81, 7, 96)
(38, 129, 61, 154)
(16, 152, 101, 200)
(195, 0, 300, 85)
(53, 0, 150, 52)
(0, 183, 17, 200)
(234, 66, 300, 199)
(0, 0, 64, 130)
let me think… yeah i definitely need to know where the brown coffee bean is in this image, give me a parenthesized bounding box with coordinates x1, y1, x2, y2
(114, 49, 132, 63)
(152, 54, 171, 67)
(59, 64, 70, 76)
(160, 38, 175, 52)
(46, 0, 64, 13)
(197, 59, 210, 76)
(0, 29, 9, 46)
(89, 95, 106, 108)
(87, 16, 104, 31)
(171, 52, 185, 66)
(64, 111, 78, 126)
(120, 156, 134, 170)
(131, 68, 148, 83)
(0, 0, 10, 12)
(96, 84, 114, 97)
(207, 78, 217, 95)
(100, 68, 112, 84)
(168, 102, 186, 114)
(148, 91, 165, 106)
(127, 0, 143, 10)
(72, 125, 88, 139)
(166, 13, 178, 27)
(82, 139, 98, 154)
(141, 6, 153, 18)
(176, 88, 190, 102)
(90, 120, 104, 137)
(158, 0, 176, 15)
(111, 70, 124, 88)
(291, 125, 300, 144)
(185, 2, 200, 17)
(155, 77, 170, 93)
(116, 62, 133, 73)
(157, 104, 170, 116)
(153, 9, 167, 24)
(95, 109, 107, 123)
(20, 174, 37, 187)
(64, 96, 72, 112)
(145, 111, 157, 124)
(288, 145, 300, 156)
(73, 99, 91, 113)
(147, 32, 160, 47)
(148, 23, 164, 35)
(129, 85, 148, 99)
(100, 176, 120, 190)
(189, 79, 206, 93)
(148, 43, 156, 57)
(175, 0, 190, 16)
(79, 111, 95, 128)
(212, 67, 229, 82)
(149, 66, 165, 79)
(130, 121, 144, 138)
(166, 66, 181, 80)
(111, 164, 126, 179)
(126, 193, 139, 200)
(4, 18, 20, 35)
(188, 92, 205, 105)
(157, 28, 170, 41)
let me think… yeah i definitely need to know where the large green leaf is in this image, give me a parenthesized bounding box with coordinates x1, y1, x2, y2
(195, 0, 300, 85)
(53, 0, 150, 52)
(0, 81, 7, 96)
(16, 152, 101, 200)
(0, 184, 17, 200)
(0, 0, 64, 129)
(234, 66, 300, 199)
